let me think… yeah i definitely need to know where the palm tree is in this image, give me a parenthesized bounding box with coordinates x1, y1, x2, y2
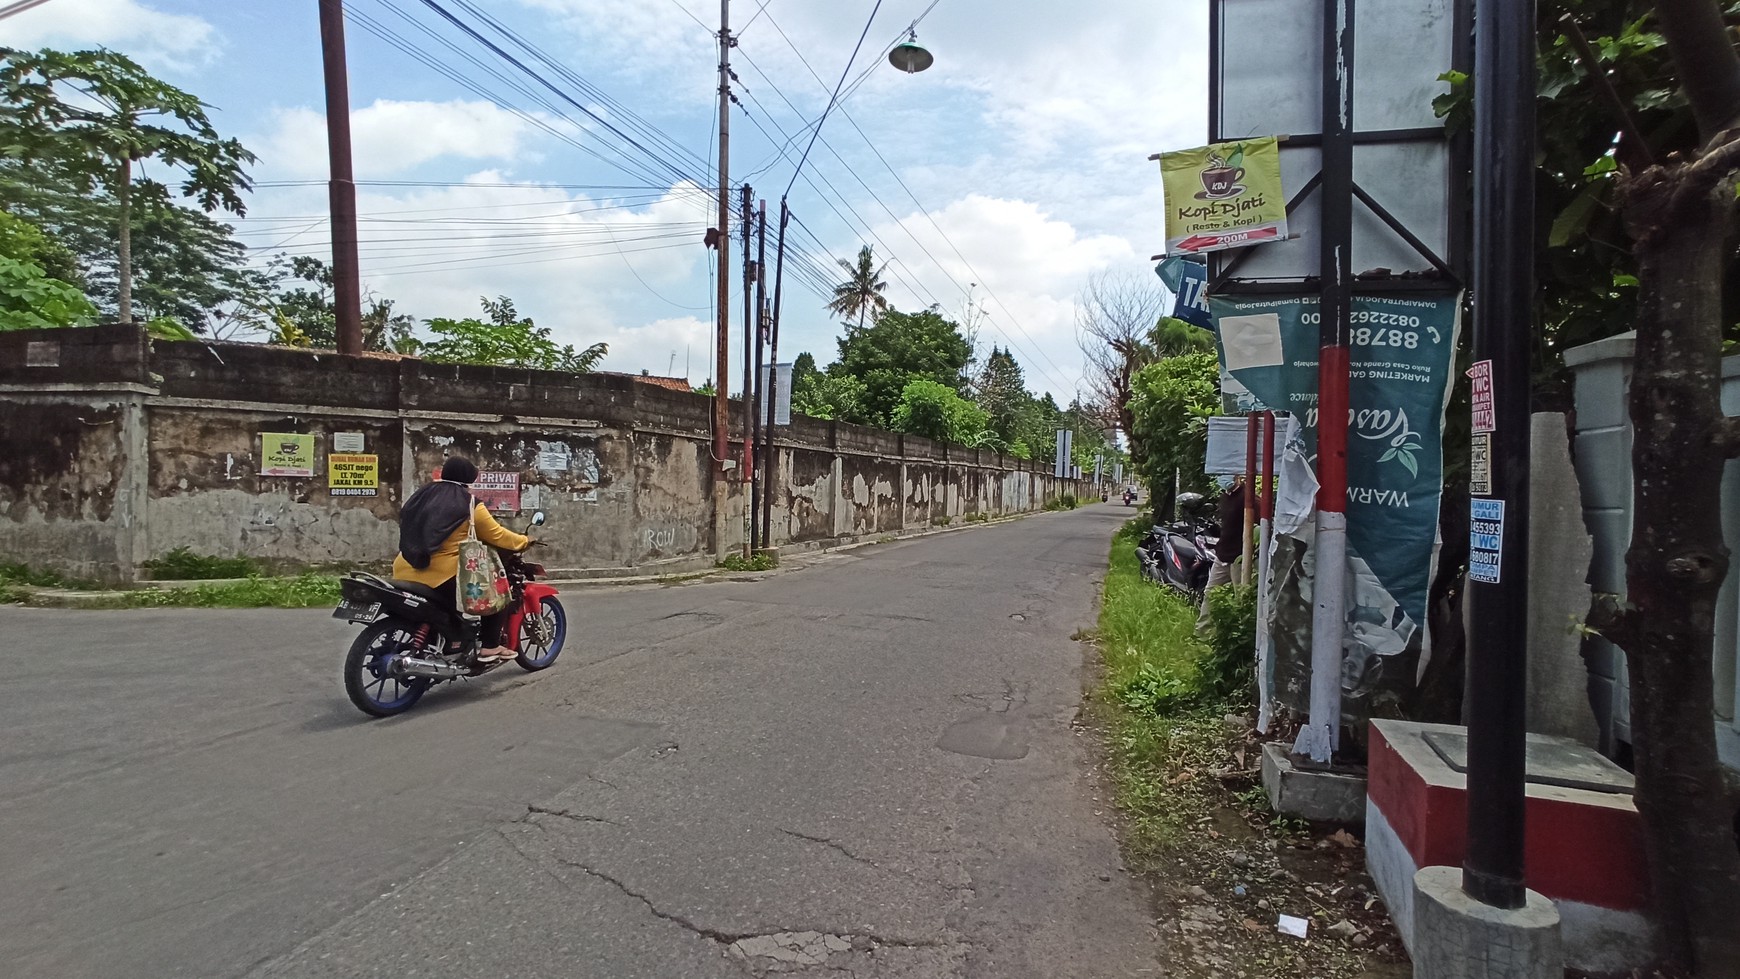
(828, 245, 891, 329)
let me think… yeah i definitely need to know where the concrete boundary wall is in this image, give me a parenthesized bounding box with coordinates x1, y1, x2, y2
(0, 326, 1090, 583)
(1565, 332, 1740, 773)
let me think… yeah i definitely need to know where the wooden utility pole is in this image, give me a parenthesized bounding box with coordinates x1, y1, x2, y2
(317, 0, 364, 356)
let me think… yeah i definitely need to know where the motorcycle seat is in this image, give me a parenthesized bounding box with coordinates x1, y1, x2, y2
(389, 579, 446, 603)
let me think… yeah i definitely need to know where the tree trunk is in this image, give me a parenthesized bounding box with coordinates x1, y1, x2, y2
(116, 158, 133, 325)
(1616, 135, 1740, 977)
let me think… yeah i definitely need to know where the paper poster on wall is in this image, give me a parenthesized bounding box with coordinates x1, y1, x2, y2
(333, 432, 366, 453)
(536, 442, 571, 473)
(260, 433, 314, 477)
(328, 453, 379, 496)
(471, 471, 521, 512)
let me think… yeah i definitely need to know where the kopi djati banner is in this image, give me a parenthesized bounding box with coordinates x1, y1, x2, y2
(1208, 292, 1462, 720)
(1159, 137, 1288, 255)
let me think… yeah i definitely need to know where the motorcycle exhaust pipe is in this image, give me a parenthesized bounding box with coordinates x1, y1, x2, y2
(394, 655, 469, 679)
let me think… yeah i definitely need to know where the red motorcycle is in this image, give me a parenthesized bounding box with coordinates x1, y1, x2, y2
(333, 512, 566, 718)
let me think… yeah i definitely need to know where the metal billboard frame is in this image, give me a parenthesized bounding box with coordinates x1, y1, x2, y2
(1206, 0, 1472, 296)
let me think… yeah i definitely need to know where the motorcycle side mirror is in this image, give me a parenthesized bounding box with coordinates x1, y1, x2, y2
(531, 511, 546, 527)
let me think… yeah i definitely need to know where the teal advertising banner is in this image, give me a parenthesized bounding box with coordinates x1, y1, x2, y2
(1209, 292, 1462, 718)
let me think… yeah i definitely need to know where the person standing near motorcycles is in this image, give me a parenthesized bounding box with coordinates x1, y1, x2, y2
(1197, 475, 1246, 634)
(392, 456, 531, 663)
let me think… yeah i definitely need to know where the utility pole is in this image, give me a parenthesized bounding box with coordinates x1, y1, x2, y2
(741, 185, 756, 555)
(751, 200, 768, 550)
(762, 200, 789, 550)
(317, 0, 364, 356)
(1295, 0, 1355, 764)
(1462, 0, 1535, 911)
(712, 0, 733, 485)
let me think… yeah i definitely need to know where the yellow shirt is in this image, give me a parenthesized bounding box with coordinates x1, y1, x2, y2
(392, 503, 531, 587)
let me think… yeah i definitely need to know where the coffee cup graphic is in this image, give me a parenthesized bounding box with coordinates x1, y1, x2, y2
(1200, 164, 1245, 199)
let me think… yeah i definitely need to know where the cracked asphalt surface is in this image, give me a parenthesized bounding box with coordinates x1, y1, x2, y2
(0, 505, 1162, 978)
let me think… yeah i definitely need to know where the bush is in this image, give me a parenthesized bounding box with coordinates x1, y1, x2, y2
(1201, 583, 1259, 702)
(718, 551, 779, 572)
(141, 547, 259, 580)
(1098, 521, 1255, 715)
(963, 512, 991, 523)
(932, 515, 953, 527)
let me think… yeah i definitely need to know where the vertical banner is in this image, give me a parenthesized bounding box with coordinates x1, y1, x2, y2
(1210, 292, 1462, 720)
(758, 363, 795, 426)
(1159, 137, 1289, 254)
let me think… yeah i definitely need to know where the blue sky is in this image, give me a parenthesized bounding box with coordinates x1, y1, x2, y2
(7, 0, 1209, 398)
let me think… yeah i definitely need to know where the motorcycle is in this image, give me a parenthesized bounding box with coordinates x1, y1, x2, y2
(332, 511, 566, 718)
(1135, 492, 1219, 604)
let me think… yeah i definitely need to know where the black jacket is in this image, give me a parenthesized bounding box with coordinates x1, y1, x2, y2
(1214, 487, 1244, 564)
(398, 481, 474, 570)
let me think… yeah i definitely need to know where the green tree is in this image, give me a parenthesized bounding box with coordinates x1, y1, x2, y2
(972, 346, 1031, 445)
(827, 244, 891, 329)
(0, 209, 94, 329)
(0, 202, 79, 283)
(0, 162, 258, 331)
(1128, 352, 1220, 501)
(832, 307, 973, 426)
(0, 48, 255, 324)
(890, 378, 990, 444)
(422, 295, 606, 372)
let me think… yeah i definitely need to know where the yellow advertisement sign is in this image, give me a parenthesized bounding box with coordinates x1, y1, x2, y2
(1159, 137, 1288, 254)
(328, 453, 379, 497)
(260, 432, 315, 478)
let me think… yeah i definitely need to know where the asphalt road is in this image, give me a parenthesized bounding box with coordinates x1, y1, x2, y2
(0, 505, 1161, 978)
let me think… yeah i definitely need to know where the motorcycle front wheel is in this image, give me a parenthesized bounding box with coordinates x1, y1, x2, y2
(516, 597, 567, 672)
(344, 620, 433, 718)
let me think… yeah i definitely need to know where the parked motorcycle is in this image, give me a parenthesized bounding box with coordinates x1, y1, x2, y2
(333, 512, 566, 718)
(1135, 492, 1219, 604)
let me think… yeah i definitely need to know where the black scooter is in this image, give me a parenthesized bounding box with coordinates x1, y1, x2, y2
(1135, 492, 1219, 604)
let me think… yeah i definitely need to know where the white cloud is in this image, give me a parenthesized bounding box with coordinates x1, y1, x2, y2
(2, 0, 217, 67)
(856, 194, 1139, 397)
(237, 174, 720, 383)
(257, 100, 552, 180)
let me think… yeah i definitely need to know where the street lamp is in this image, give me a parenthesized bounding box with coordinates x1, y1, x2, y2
(888, 30, 934, 74)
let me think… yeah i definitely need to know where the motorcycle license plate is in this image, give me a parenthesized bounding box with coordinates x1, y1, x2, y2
(332, 600, 381, 623)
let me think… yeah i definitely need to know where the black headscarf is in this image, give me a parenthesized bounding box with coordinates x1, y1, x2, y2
(397, 458, 479, 570)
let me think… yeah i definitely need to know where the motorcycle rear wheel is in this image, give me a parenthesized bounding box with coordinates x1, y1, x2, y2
(344, 621, 433, 717)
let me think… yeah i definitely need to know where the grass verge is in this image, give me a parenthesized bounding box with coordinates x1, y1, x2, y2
(4, 572, 342, 609)
(1090, 520, 1407, 979)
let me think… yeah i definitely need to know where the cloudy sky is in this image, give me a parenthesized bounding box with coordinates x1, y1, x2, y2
(7, 0, 1209, 398)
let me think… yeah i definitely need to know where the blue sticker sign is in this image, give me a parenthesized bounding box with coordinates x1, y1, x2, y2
(1469, 498, 1504, 583)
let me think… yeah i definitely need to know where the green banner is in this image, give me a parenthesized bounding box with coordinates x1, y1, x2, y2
(1209, 293, 1462, 717)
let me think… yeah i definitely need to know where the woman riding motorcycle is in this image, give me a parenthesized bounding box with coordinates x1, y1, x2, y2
(393, 456, 530, 663)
